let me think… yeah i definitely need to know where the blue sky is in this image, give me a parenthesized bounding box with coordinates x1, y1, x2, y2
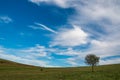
(0, 0, 120, 67)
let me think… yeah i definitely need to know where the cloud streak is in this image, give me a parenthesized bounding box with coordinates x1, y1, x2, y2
(35, 23, 58, 34)
(29, 23, 57, 34)
(0, 16, 12, 23)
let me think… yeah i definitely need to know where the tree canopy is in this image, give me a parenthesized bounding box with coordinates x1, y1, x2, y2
(85, 54, 100, 72)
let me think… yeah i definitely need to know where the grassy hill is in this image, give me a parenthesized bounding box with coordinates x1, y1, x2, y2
(0, 59, 120, 80)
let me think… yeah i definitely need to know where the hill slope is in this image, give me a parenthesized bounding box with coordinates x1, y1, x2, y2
(0, 59, 120, 80)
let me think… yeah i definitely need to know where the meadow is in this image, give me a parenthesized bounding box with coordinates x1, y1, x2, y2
(0, 59, 120, 80)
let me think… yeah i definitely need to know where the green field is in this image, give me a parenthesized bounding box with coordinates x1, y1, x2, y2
(0, 59, 120, 80)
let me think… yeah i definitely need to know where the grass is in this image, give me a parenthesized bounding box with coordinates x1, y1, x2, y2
(0, 59, 120, 80)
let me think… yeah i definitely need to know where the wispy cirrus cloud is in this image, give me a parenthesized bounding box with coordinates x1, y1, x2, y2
(35, 23, 58, 34)
(29, 23, 57, 34)
(0, 16, 12, 23)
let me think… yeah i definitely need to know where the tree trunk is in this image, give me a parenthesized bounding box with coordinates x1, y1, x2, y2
(92, 65, 94, 72)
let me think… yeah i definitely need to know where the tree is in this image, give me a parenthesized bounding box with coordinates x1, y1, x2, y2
(85, 54, 100, 72)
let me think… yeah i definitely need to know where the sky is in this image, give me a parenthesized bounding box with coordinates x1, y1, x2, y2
(0, 0, 120, 67)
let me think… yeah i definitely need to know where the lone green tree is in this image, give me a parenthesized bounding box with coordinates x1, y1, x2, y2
(85, 54, 100, 72)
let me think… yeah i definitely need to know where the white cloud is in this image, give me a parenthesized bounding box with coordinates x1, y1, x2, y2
(21, 45, 52, 58)
(71, 0, 120, 25)
(0, 45, 51, 67)
(29, 0, 49, 6)
(20, 44, 49, 58)
(50, 25, 88, 47)
(29, 0, 70, 8)
(0, 46, 5, 53)
(29, 23, 57, 34)
(0, 53, 48, 67)
(67, 58, 78, 66)
(0, 16, 12, 23)
(53, 47, 81, 56)
(29, 25, 42, 30)
(35, 23, 57, 34)
(100, 58, 120, 65)
(53, 0, 70, 8)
